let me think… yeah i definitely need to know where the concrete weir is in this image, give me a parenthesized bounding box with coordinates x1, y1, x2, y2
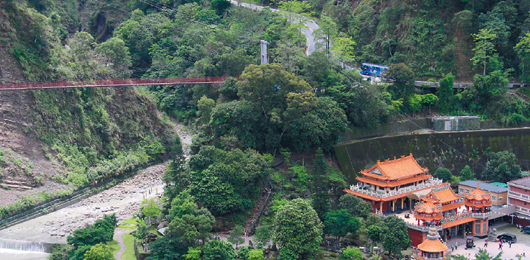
(0, 238, 50, 260)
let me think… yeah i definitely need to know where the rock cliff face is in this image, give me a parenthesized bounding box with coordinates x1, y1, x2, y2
(0, 1, 174, 205)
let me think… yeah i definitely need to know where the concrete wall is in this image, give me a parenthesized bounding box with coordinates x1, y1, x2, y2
(335, 128, 530, 182)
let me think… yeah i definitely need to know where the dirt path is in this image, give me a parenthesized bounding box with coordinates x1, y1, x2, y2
(114, 228, 134, 260)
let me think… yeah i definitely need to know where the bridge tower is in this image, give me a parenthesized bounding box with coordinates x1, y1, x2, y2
(260, 40, 268, 64)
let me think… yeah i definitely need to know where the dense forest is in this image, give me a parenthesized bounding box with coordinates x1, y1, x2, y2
(0, 0, 529, 259)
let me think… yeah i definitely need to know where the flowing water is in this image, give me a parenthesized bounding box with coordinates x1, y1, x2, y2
(0, 238, 49, 260)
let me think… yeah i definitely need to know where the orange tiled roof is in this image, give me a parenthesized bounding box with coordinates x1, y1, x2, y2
(423, 184, 460, 204)
(418, 239, 448, 253)
(441, 203, 463, 212)
(360, 154, 428, 181)
(414, 214, 443, 221)
(441, 216, 475, 229)
(466, 184, 492, 202)
(416, 201, 441, 214)
(357, 174, 432, 188)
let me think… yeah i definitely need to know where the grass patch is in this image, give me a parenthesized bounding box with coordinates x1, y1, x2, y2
(121, 233, 136, 260)
(108, 239, 119, 257)
(118, 217, 139, 230)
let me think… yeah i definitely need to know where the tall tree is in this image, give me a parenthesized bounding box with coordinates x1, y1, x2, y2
(460, 165, 476, 181)
(227, 225, 245, 249)
(313, 16, 337, 59)
(311, 148, 330, 221)
(381, 216, 411, 258)
(273, 199, 323, 259)
(436, 73, 454, 113)
(387, 63, 416, 109)
(83, 243, 113, 260)
(434, 168, 453, 182)
(338, 193, 372, 219)
(483, 151, 522, 183)
(203, 240, 237, 260)
(515, 32, 530, 83)
(323, 209, 361, 240)
(471, 29, 498, 76)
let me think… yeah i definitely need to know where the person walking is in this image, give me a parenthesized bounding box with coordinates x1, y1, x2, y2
(499, 241, 503, 250)
(455, 241, 458, 250)
(509, 240, 512, 248)
(523, 250, 525, 257)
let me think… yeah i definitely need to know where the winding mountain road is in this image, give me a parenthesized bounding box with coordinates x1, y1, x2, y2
(228, 0, 322, 56)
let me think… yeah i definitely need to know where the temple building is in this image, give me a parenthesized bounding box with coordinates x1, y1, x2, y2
(344, 153, 494, 247)
(414, 227, 449, 260)
(344, 154, 442, 213)
(407, 183, 492, 246)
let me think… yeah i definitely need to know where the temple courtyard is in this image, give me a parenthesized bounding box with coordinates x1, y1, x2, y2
(441, 223, 530, 259)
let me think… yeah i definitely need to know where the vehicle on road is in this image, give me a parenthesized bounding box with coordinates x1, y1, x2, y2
(522, 226, 530, 234)
(496, 233, 517, 243)
(360, 63, 389, 77)
(465, 236, 475, 249)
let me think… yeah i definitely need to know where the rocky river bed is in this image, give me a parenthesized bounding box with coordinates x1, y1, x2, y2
(0, 162, 167, 244)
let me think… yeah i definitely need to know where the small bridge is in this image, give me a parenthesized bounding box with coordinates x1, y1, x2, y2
(0, 76, 235, 91)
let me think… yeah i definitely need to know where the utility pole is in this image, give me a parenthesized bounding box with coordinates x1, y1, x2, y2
(260, 40, 268, 64)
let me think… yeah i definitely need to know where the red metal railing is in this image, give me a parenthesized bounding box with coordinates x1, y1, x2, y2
(0, 76, 237, 91)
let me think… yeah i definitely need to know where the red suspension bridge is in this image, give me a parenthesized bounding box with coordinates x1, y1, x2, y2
(0, 76, 236, 91)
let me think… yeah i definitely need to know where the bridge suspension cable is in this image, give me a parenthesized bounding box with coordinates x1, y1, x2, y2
(0, 76, 235, 91)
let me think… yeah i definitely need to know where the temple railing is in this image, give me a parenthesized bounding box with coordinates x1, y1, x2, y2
(406, 222, 442, 232)
(440, 211, 471, 224)
(349, 177, 443, 199)
(471, 212, 492, 219)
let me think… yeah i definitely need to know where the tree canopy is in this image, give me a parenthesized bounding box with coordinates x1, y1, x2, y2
(273, 198, 323, 259)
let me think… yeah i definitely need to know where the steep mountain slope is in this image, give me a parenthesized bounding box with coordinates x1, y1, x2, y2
(0, 1, 176, 207)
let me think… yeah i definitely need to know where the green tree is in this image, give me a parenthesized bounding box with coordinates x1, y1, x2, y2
(197, 95, 216, 124)
(323, 209, 361, 240)
(238, 63, 311, 119)
(273, 199, 323, 259)
(341, 246, 363, 260)
(146, 237, 187, 260)
(141, 198, 161, 221)
(203, 239, 237, 260)
(132, 218, 148, 240)
(83, 243, 113, 260)
(474, 248, 502, 260)
(227, 225, 245, 249)
(483, 151, 522, 183)
(460, 165, 476, 181)
(248, 249, 265, 260)
(313, 16, 337, 59)
(333, 35, 356, 62)
(367, 225, 382, 244)
(387, 63, 416, 109)
(311, 148, 330, 220)
(67, 214, 117, 252)
(434, 168, 453, 182)
(184, 247, 202, 260)
(255, 225, 271, 248)
(169, 213, 214, 246)
(515, 32, 530, 83)
(278, 1, 312, 26)
(94, 37, 132, 78)
(471, 29, 497, 76)
(338, 193, 372, 219)
(436, 73, 454, 112)
(381, 216, 411, 258)
(210, 0, 231, 15)
(238, 246, 250, 259)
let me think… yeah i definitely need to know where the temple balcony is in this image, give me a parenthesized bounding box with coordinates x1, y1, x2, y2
(471, 212, 492, 219)
(349, 177, 443, 199)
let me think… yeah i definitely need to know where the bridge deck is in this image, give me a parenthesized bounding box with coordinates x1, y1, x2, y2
(0, 76, 234, 91)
